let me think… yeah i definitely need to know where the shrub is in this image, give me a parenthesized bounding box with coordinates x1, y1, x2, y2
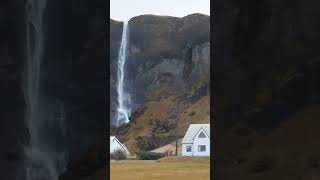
(137, 151, 165, 160)
(110, 150, 127, 160)
(136, 134, 175, 151)
(188, 111, 196, 116)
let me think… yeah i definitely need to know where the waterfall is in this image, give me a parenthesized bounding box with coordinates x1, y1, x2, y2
(24, 0, 67, 179)
(116, 21, 131, 127)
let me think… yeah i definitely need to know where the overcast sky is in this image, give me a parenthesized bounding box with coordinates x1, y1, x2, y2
(110, 0, 210, 21)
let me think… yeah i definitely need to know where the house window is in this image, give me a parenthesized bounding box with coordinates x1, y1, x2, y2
(186, 146, 192, 152)
(198, 132, 206, 138)
(198, 145, 206, 152)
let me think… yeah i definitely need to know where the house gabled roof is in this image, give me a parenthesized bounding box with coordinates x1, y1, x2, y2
(181, 124, 210, 144)
(110, 136, 130, 155)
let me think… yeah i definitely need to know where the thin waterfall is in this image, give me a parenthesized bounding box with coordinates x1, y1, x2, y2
(24, 0, 66, 179)
(116, 21, 131, 127)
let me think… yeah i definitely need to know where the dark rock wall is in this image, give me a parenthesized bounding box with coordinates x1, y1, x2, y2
(0, 0, 107, 179)
(0, 0, 27, 179)
(213, 0, 320, 130)
(214, 0, 320, 179)
(110, 14, 210, 125)
(45, 0, 107, 168)
(110, 20, 123, 125)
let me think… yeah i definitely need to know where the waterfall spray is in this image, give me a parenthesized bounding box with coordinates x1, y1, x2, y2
(24, 0, 67, 179)
(116, 21, 131, 127)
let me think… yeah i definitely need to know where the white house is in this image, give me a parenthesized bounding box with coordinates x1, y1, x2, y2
(110, 136, 130, 156)
(181, 124, 210, 156)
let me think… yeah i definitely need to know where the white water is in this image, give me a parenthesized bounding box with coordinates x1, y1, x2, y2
(116, 21, 131, 127)
(24, 0, 66, 179)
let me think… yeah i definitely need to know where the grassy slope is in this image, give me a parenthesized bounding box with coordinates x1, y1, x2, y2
(179, 95, 210, 136)
(122, 95, 210, 153)
(110, 157, 210, 180)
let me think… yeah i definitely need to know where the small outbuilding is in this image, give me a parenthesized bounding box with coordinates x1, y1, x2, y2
(110, 136, 130, 156)
(181, 124, 210, 156)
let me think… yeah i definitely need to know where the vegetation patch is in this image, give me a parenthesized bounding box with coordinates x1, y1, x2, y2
(137, 151, 165, 160)
(188, 111, 196, 116)
(148, 84, 174, 100)
(110, 150, 127, 161)
(136, 133, 175, 151)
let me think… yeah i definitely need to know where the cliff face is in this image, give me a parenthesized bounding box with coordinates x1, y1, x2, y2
(214, 0, 320, 179)
(45, 0, 107, 178)
(110, 14, 210, 153)
(0, 0, 107, 179)
(0, 1, 27, 179)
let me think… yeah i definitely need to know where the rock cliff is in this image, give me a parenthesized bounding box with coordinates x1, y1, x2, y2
(213, 0, 320, 179)
(0, 0, 28, 179)
(0, 0, 107, 179)
(110, 14, 210, 153)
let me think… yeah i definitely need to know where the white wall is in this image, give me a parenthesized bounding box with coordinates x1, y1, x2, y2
(110, 138, 125, 154)
(181, 129, 210, 157)
(193, 129, 210, 156)
(182, 143, 193, 156)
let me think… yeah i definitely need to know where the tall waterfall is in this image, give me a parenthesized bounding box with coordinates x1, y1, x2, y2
(116, 21, 131, 127)
(24, 0, 66, 179)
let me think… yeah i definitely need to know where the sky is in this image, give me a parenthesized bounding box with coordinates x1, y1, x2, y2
(110, 0, 210, 21)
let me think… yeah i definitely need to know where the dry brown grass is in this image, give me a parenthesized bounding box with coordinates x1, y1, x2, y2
(180, 95, 210, 136)
(110, 157, 210, 180)
(159, 156, 210, 163)
(123, 95, 210, 153)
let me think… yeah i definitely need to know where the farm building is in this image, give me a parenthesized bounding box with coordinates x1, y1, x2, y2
(150, 139, 182, 156)
(181, 124, 210, 156)
(110, 136, 130, 156)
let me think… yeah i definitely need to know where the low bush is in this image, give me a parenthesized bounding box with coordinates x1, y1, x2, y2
(136, 134, 176, 151)
(188, 111, 196, 116)
(110, 150, 127, 160)
(137, 151, 165, 160)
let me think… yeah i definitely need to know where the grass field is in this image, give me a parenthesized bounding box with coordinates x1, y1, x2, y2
(110, 157, 210, 180)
